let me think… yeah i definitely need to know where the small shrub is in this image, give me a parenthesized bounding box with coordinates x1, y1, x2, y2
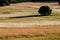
(38, 6, 52, 16)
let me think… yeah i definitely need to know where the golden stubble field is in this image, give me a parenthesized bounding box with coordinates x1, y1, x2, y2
(0, 2, 60, 40)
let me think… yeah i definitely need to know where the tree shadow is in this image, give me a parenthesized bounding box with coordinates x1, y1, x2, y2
(9, 15, 42, 19)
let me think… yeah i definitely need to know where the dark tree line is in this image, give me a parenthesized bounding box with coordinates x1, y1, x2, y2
(31, 0, 58, 2)
(0, 0, 60, 6)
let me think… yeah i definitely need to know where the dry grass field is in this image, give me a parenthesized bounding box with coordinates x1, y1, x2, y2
(0, 25, 60, 40)
(0, 2, 60, 40)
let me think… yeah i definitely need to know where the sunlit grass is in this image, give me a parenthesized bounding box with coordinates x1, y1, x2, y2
(0, 12, 60, 23)
(0, 33, 60, 40)
(0, 3, 60, 22)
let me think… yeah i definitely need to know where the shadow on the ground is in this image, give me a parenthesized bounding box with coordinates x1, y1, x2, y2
(9, 15, 42, 19)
